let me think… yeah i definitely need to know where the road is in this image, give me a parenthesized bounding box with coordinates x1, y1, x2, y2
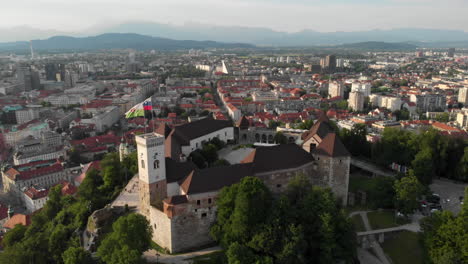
(144, 246, 221, 264)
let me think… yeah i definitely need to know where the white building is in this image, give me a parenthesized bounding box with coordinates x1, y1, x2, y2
(458, 87, 468, 105)
(370, 94, 402, 112)
(252, 91, 278, 102)
(456, 110, 468, 129)
(410, 93, 446, 112)
(328, 81, 345, 98)
(79, 106, 120, 132)
(23, 186, 49, 213)
(348, 91, 364, 111)
(166, 118, 235, 157)
(15, 107, 40, 124)
(226, 103, 241, 123)
(351, 82, 371, 97)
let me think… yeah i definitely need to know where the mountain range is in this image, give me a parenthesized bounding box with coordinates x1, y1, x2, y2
(0, 33, 254, 52)
(1, 22, 468, 47)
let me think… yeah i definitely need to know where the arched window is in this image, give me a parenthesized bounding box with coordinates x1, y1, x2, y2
(154, 159, 160, 169)
(141, 159, 145, 169)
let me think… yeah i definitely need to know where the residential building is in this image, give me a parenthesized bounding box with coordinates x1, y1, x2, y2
(458, 87, 468, 105)
(410, 93, 446, 112)
(348, 91, 364, 111)
(328, 81, 345, 98)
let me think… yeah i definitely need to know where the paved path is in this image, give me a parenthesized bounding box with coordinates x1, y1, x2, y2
(111, 175, 140, 209)
(351, 158, 396, 177)
(354, 211, 391, 264)
(144, 246, 222, 264)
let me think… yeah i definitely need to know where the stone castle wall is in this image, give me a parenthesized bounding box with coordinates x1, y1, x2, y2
(170, 207, 216, 253)
(256, 162, 317, 194)
(150, 207, 173, 251)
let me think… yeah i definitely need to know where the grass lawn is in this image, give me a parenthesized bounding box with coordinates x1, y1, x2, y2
(382, 231, 423, 264)
(348, 175, 375, 193)
(188, 251, 226, 264)
(351, 214, 366, 232)
(367, 210, 399, 230)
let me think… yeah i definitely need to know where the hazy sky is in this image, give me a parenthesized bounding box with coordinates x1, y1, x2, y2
(1, 0, 467, 32)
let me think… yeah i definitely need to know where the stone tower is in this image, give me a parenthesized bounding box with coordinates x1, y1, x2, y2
(136, 133, 167, 217)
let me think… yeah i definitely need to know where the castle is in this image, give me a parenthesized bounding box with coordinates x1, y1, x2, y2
(136, 116, 350, 253)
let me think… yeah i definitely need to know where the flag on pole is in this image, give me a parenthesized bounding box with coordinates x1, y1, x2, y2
(143, 100, 153, 110)
(125, 102, 145, 119)
(125, 97, 153, 119)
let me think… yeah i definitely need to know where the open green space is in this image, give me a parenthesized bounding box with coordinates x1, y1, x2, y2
(351, 214, 366, 232)
(382, 231, 423, 264)
(367, 210, 399, 230)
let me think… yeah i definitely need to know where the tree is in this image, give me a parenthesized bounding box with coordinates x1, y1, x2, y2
(189, 150, 207, 169)
(273, 132, 288, 144)
(211, 175, 357, 264)
(101, 152, 124, 190)
(421, 187, 468, 264)
(212, 159, 231, 167)
(394, 172, 425, 215)
(339, 124, 371, 157)
(62, 246, 93, 264)
(412, 147, 434, 185)
(97, 213, 152, 264)
(268, 120, 282, 129)
(456, 147, 468, 182)
(201, 144, 218, 165)
(2, 224, 27, 248)
(296, 119, 314, 130)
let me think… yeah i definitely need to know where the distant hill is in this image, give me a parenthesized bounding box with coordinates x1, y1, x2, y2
(0, 33, 255, 52)
(97, 22, 468, 47)
(337, 41, 418, 51)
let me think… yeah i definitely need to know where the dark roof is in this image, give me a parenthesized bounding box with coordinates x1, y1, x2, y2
(302, 119, 333, 142)
(164, 195, 188, 205)
(171, 117, 232, 145)
(179, 163, 253, 195)
(156, 123, 172, 138)
(236, 116, 250, 129)
(165, 158, 197, 183)
(241, 144, 314, 174)
(312, 133, 350, 157)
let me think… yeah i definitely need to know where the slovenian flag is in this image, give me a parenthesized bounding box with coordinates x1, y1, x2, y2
(125, 97, 152, 119)
(143, 100, 152, 110)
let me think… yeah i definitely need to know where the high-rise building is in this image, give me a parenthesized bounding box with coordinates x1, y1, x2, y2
(17, 65, 33, 91)
(458, 87, 468, 105)
(410, 93, 446, 112)
(351, 81, 371, 97)
(328, 81, 345, 98)
(321, 55, 336, 73)
(348, 91, 364, 111)
(448, 48, 455, 58)
(45, 63, 66, 81)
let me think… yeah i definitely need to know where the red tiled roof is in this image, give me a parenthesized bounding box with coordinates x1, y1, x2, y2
(5, 160, 63, 181)
(24, 186, 49, 199)
(3, 214, 31, 229)
(60, 181, 78, 196)
(75, 161, 101, 185)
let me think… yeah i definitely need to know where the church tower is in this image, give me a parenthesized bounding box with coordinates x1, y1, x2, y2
(136, 133, 167, 217)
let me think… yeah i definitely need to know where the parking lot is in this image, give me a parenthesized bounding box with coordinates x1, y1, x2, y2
(430, 179, 467, 215)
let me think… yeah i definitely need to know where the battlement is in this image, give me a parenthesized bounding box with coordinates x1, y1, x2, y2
(136, 133, 164, 148)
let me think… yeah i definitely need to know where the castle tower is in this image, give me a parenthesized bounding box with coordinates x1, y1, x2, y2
(136, 133, 167, 217)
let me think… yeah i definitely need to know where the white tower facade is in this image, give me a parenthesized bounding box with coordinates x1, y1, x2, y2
(136, 133, 167, 216)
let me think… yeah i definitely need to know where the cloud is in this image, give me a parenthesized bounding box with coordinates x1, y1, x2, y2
(0, 0, 466, 33)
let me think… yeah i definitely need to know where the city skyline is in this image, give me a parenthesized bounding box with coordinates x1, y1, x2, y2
(1, 0, 467, 33)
